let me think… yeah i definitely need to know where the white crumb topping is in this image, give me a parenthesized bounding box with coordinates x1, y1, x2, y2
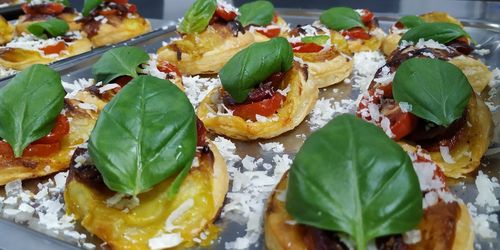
(439, 146, 455, 164)
(182, 75, 221, 108)
(63, 78, 97, 98)
(308, 97, 357, 130)
(259, 142, 285, 153)
(350, 51, 386, 91)
(148, 233, 183, 250)
(475, 171, 500, 209)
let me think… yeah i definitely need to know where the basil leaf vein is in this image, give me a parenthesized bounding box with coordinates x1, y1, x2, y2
(286, 114, 422, 249)
(393, 58, 472, 126)
(238, 0, 274, 27)
(92, 46, 150, 84)
(0, 65, 65, 157)
(320, 7, 365, 31)
(219, 37, 293, 103)
(27, 18, 69, 38)
(399, 22, 469, 44)
(82, 0, 102, 16)
(178, 0, 217, 34)
(88, 76, 197, 196)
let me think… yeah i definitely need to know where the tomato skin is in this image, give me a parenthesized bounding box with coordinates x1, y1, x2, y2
(291, 42, 323, 53)
(231, 92, 286, 121)
(360, 9, 374, 24)
(0, 141, 14, 158)
(342, 27, 371, 40)
(128, 4, 137, 13)
(41, 41, 66, 55)
(22, 3, 65, 15)
(273, 13, 279, 23)
(256, 27, 281, 38)
(34, 115, 70, 144)
(215, 7, 237, 21)
(157, 61, 181, 78)
(23, 143, 61, 157)
(386, 107, 419, 140)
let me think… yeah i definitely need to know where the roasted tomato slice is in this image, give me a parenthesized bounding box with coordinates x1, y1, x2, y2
(256, 27, 281, 38)
(113, 75, 134, 87)
(342, 27, 371, 40)
(0, 141, 14, 158)
(157, 61, 181, 77)
(23, 143, 61, 157)
(196, 118, 207, 147)
(22, 3, 65, 15)
(99, 9, 118, 16)
(34, 115, 70, 144)
(383, 105, 418, 140)
(360, 9, 374, 24)
(291, 42, 323, 53)
(232, 92, 286, 121)
(41, 41, 66, 55)
(128, 3, 137, 13)
(215, 6, 237, 21)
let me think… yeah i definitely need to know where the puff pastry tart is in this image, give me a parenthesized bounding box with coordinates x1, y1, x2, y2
(197, 38, 318, 140)
(16, 0, 81, 34)
(319, 7, 385, 53)
(357, 53, 492, 178)
(64, 76, 229, 250)
(157, 0, 258, 75)
(78, 0, 151, 47)
(265, 116, 473, 250)
(286, 24, 353, 88)
(0, 65, 97, 185)
(235, 0, 289, 42)
(382, 12, 464, 56)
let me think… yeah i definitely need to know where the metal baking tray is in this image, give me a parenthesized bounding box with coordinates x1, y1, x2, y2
(0, 18, 176, 83)
(0, 3, 22, 21)
(0, 8, 499, 250)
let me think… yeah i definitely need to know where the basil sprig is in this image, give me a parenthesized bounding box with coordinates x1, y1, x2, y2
(27, 18, 69, 39)
(399, 22, 469, 44)
(88, 76, 197, 196)
(92, 46, 150, 84)
(393, 58, 471, 126)
(398, 15, 424, 29)
(178, 0, 217, 34)
(219, 37, 293, 103)
(286, 114, 422, 250)
(82, 0, 102, 16)
(238, 0, 274, 27)
(301, 35, 329, 45)
(0, 65, 64, 157)
(320, 7, 365, 31)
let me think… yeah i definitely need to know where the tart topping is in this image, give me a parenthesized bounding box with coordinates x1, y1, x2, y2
(320, 7, 374, 40)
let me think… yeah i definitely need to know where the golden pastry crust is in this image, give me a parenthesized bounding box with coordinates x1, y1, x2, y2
(197, 64, 318, 140)
(382, 33, 401, 57)
(0, 16, 14, 45)
(0, 95, 98, 185)
(87, 15, 151, 47)
(264, 172, 473, 250)
(346, 30, 384, 53)
(64, 141, 229, 250)
(15, 13, 82, 35)
(0, 37, 92, 70)
(426, 93, 493, 178)
(157, 23, 256, 75)
(449, 55, 492, 93)
(296, 50, 353, 88)
(250, 16, 290, 42)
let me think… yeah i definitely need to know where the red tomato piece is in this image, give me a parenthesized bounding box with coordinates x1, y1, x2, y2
(342, 27, 371, 40)
(360, 9, 374, 24)
(385, 107, 419, 140)
(34, 115, 70, 144)
(41, 41, 66, 55)
(0, 141, 14, 158)
(215, 6, 237, 21)
(232, 92, 286, 121)
(128, 4, 137, 13)
(22, 3, 65, 15)
(23, 143, 61, 157)
(256, 27, 281, 38)
(157, 61, 181, 78)
(291, 42, 323, 53)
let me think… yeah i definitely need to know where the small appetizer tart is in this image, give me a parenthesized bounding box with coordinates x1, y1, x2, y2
(319, 7, 385, 53)
(0, 15, 14, 45)
(64, 76, 229, 249)
(238, 0, 289, 42)
(157, 0, 256, 75)
(197, 38, 317, 140)
(16, 0, 81, 35)
(78, 0, 151, 47)
(265, 115, 473, 250)
(287, 24, 353, 88)
(0, 65, 97, 185)
(0, 19, 92, 70)
(382, 13, 471, 57)
(357, 57, 492, 178)
(70, 46, 184, 112)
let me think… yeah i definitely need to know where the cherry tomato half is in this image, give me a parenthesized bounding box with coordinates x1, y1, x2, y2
(342, 27, 371, 40)
(291, 42, 324, 53)
(256, 27, 281, 38)
(215, 6, 237, 21)
(41, 41, 66, 55)
(385, 106, 419, 140)
(232, 92, 286, 121)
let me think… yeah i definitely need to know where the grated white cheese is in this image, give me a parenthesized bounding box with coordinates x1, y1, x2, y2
(474, 49, 491, 56)
(399, 102, 412, 112)
(98, 83, 120, 94)
(259, 142, 285, 153)
(474, 171, 500, 209)
(148, 233, 183, 250)
(308, 98, 357, 130)
(403, 229, 421, 244)
(182, 75, 221, 108)
(164, 199, 194, 232)
(350, 51, 386, 91)
(63, 78, 97, 99)
(439, 146, 455, 164)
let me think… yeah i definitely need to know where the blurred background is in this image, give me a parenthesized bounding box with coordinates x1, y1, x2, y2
(67, 0, 500, 23)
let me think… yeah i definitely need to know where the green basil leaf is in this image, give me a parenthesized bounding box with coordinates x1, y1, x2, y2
(82, 0, 102, 16)
(398, 15, 424, 29)
(399, 22, 469, 44)
(88, 75, 197, 196)
(301, 35, 330, 45)
(27, 18, 69, 38)
(92, 46, 150, 84)
(219, 37, 293, 103)
(320, 7, 365, 31)
(178, 0, 217, 34)
(0, 65, 64, 157)
(393, 58, 471, 126)
(238, 0, 274, 27)
(286, 114, 422, 250)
